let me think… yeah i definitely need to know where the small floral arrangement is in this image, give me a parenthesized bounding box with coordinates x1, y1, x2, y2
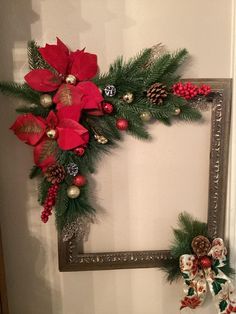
(161, 213, 235, 314)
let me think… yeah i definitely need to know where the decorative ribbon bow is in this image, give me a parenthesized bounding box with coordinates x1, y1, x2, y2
(180, 237, 236, 313)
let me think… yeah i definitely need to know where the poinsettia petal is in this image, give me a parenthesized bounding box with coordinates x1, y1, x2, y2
(46, 110, 58, 129)
(10, 114, 46, 145)
(53, 84, 83, 107)
(57, 119, 89, 150)
(56, 37, 69, 56)
(57, 105, 82, 122)
(34, 137, 57, 170)
(39, 43, 69, 75)
(25, 69, 61, 92)
(70, 50, 98, 80)
(76, 81, 103, 110)
(77, 81, 103, 100)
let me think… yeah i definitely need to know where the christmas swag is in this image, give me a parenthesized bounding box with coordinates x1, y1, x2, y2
(162, 213, 236, 314)
(0, 38, 212, 240)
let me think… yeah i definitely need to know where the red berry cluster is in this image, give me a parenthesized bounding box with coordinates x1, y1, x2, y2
(41, 183, 59, 223)
(173, 82, 211, 100)
(198, 84, 211, 95)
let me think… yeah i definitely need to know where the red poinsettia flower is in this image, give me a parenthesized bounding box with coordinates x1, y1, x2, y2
(180, 296, 202, 310)
(25, 38, 103, 113)
(25, 38, 98, 92)
(10, 106, 89, 170)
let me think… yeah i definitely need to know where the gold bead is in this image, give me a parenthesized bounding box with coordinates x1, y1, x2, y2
(99, 137, 108, 144)
(46, 129, 57, 139)
(40, 94, 53, 108)
(67, 185, 80, 199)
(122, 92, 134, 104)
(65, 74, 77, 85)
(94, 135, 108, 144)
(140, 111, 152, 122)
(174, 108, 181, 115)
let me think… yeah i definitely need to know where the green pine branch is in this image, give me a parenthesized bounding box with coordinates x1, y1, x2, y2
(178, 105, 202, 121)
(0, 82, 41, 104)
(16, 105, 50, 117)
(144, 49, 188, 87)
(165, 49, 188, 75)
(55, 185, 95, 231)
(29, 165, 42, 179)
(38, 179, 51, 205)
(55, 182, 69, 217)
(27, 40, 51, 70)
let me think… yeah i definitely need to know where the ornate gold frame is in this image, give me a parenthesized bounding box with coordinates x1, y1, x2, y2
(58, 79, 232, 271)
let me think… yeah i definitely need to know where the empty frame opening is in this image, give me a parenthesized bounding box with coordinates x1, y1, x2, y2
(84, 110, 211, 253)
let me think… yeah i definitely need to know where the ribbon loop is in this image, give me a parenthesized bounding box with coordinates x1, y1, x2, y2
(180, 254, 207, 310)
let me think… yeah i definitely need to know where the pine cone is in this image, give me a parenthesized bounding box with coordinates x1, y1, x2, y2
(191, 235, 211, 257)
(45, 164, 66, 184)
(147, 82, 168, 105)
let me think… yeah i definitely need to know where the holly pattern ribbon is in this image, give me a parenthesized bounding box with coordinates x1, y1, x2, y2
(180, 238, 236, 313)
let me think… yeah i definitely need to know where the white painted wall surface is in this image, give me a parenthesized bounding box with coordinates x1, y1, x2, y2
(0, 1, 234, 314)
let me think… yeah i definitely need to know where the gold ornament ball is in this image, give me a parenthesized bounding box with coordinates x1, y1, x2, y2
(174, 108, 181, 115)
(122, 92, 134, 104)
(46, 129, 57, 139)
(140, 111, 152, 122)
(67, 185, 81, 199)
(65, 74, 77, 85)
(40, 94, 52, 108)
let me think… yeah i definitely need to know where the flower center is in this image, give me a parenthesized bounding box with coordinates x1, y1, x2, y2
(46, 129, 57, 139)
(65, 74, 76, 85)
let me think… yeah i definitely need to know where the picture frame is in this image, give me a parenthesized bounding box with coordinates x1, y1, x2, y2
(58, 79, 232, 272)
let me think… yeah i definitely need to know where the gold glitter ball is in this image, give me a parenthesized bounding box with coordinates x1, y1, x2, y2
(122, 92, 134, 104)
(40, 94, 53, 108)
(67, 185, 80, 199)
(174, 108, 181, 115)
(140, 111, 152, 122)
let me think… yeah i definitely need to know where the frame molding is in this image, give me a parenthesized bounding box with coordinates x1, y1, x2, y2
(58, 79, 232, 272)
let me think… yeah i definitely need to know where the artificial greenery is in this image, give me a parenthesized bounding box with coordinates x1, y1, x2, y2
(161, 213, 234, 282)
(0, 40, 204, 231)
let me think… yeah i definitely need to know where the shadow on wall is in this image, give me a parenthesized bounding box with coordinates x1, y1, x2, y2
(0, 1, 59, 314)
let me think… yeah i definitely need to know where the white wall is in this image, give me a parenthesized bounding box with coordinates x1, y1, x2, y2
(0, 1, 234, 314)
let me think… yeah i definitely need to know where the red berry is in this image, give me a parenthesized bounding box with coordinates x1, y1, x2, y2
(102, 102, 114, 114)
(73, 175, 86, 187)
(199, 256, 212, 268)
(41, 212, 48, 223)
(74, 146, 85, 156)
(116, 118, 129, 131)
